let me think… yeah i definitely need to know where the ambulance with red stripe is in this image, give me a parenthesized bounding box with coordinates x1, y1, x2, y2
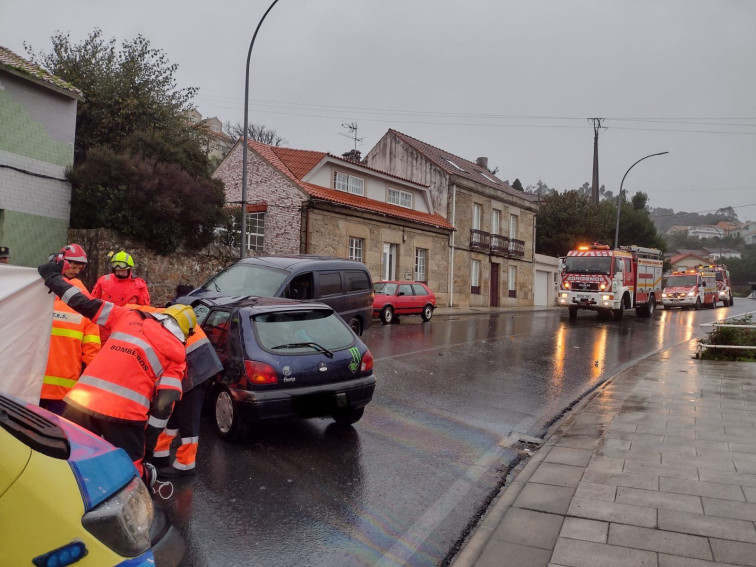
(661, 267, 719, 310)
(558, 243, 664, 320)
(698, 264, 734, 307)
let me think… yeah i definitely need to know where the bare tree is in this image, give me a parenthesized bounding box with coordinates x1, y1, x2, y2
(224, 121, 287, 146)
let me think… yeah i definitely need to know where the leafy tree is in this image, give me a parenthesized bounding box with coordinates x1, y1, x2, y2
(525, 179, 555, 198)
(26, 29, 198, 164)
(511, 178, 524, 192)
(223, 121, 287, 146)
(68, 139, 226, 254)
(28, 30, 227, 254)
(536, 190, 664, 256)
(727, 245, 756, 289)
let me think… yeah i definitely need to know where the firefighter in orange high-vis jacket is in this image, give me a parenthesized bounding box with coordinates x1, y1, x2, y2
(37, 260, 196, 486)
(128, 304, 223, 478)
(93, 251, 151, 306)
(153, 323, 222, 477)
(40, 245, 102, 415)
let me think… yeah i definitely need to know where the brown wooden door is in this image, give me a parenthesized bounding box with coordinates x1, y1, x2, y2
(490, 262, 500, 307)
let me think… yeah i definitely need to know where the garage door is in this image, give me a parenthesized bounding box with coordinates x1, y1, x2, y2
(534, 269, 549, 306)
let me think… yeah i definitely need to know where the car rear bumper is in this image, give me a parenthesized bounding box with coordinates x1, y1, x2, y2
(231, 375, 376, 420)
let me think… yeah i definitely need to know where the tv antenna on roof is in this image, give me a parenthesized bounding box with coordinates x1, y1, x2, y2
(339, 122, 364, 150)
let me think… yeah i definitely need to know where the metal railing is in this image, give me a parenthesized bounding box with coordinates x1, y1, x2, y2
(698, 310, 756, 354)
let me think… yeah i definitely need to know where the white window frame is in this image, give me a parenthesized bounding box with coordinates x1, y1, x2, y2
(382, 243, 398, 280)
(335, 171, 365, 196)
(388, 187, 413, 208)
(414, 248, 427, 281)
(509, 214, 518, 239)
(246, 211, 265, 252)
(509, 265, 517, 294)
(491, 209, 501, 235)
(348, 237, 364, 263)
(471, 259, 480, 288)
(473, 204, 482, 230)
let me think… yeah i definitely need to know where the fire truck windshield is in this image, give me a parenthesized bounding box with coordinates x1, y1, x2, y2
(564, 256, 612, 275)
(666, 275, 698, 287)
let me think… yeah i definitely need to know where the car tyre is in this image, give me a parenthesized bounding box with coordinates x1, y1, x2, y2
(380, 306, 394, 324)
(348, 317, 362, 335)
(421, 304, 434, 321)
(568, 306, 578, 320)
(694, 298, 701, 310)
(214, 387, 247, 442)
(613, 302, 624, 321)
(333, 407, 365, 426)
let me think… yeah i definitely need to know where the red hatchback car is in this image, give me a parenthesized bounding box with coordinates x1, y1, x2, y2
(373, 281, 436, 324)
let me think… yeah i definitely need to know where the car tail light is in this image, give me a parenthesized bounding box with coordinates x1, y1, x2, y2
(245, 360, 278, 384)
(361, 349, 374, 372)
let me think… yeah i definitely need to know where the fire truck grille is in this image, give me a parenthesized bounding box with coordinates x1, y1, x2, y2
(571, 282, 599, 291)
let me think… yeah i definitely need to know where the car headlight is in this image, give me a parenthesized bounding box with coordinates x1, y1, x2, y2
(81, 476, 154, 557)
(687, 291, 695, 297)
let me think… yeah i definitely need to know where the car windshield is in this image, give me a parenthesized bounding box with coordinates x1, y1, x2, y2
(563, 256, 612, 275)
(202, 264, 288, 296)
(374, 282, 398, 295)
(253, 309, 355, 353)
(666, 275, 698, 287)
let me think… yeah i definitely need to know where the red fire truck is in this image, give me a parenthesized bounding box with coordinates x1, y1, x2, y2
(698, 264, 734, 307)
(558, 243, 664, 320)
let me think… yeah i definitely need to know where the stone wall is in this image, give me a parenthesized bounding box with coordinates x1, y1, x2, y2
(68, 228, 238, 306)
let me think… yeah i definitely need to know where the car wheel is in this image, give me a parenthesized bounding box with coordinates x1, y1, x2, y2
(348, 317, 362, 335)
(333, 407, 365, 426)
(421, 305, 434, 321)
(214, 387, 246, 441)
(380, 306, 394, 324)
(613, 302, 624, 321)
(647, 297, 656, 317)
(694, 298, 701, 310)
(568, 306, 578, 320)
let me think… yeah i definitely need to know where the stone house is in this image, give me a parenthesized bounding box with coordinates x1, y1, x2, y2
(185, 109, 233, 162)
(213, 140, 455, 305)
(364, 129, 540, 308)
(0, 46, 82, 266)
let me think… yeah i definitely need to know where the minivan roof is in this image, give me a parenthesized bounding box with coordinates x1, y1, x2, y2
(237, 255, 368, 271)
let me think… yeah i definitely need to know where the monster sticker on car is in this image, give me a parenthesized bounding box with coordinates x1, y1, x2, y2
(349, 347, 361, 372)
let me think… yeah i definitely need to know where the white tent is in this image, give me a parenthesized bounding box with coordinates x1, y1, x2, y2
(0, 264, 53, 404)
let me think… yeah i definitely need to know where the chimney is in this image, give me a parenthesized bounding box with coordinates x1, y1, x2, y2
(342, 149, 362, 163)
(476, 156, 488, 170)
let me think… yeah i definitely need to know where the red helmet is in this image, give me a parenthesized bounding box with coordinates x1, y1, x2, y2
(59, 243, 88, 264)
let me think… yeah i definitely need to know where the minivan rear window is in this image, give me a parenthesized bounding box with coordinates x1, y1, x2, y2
(345, 270, 371, 292)
(203, 264, 288, 296)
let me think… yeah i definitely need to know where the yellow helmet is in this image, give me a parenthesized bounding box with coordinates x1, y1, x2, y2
(162, 304, 197, 340)
(110, 250, 135, 270)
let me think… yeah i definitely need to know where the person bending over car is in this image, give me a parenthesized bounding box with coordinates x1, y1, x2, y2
(38, 260, 196, 485)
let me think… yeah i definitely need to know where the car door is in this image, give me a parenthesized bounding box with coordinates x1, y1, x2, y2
(395, 283, 416, 315)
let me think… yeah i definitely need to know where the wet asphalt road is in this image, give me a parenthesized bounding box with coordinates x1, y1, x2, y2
(162, 303, 753, 567)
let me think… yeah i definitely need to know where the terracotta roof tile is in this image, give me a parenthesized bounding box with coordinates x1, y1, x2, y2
(247, 140, 453, 230)
(0, 46, 83, 99)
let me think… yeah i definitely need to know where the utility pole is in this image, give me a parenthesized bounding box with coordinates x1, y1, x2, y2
(589, 118, 605, 206)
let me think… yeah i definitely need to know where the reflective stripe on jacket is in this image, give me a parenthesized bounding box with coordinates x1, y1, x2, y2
(64, 301, 186, 422)
(41, 281, 101, 401)
(183, 327, 223, 391)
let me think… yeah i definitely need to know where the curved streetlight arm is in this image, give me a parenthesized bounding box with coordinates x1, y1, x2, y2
(240, 0, 281, 259)
(614, 151, 669, 249)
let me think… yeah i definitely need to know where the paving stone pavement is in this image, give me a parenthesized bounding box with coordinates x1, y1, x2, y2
(450, 339, 756, 567)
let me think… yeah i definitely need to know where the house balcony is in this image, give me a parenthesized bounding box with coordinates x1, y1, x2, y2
(490, 234, 510, 255)
(508, 238, 525, 258)
(470, 229, 491, 252)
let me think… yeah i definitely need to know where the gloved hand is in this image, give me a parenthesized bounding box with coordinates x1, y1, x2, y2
(38, 260, 66, 280)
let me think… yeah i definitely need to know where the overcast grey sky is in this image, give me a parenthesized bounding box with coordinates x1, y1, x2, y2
(3, 0, 755, 223)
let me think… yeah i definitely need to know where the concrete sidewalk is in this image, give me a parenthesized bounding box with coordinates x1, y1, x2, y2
(450, 340, 756, 567)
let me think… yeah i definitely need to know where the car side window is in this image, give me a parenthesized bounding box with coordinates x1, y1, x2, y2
(318, 272, 343, 297)
(412, 284, 429, 296)
(287, 273, 314, 300)
(398, 284, 414, 296)
(202, 310, 232, 352)
(345, 270, 370, 292)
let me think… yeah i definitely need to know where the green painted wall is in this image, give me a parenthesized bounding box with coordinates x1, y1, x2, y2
(0, 210, 68, 267)
(0, 89, 73, 167)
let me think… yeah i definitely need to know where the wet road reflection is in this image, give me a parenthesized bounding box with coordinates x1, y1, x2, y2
(166, 303, 751, 566)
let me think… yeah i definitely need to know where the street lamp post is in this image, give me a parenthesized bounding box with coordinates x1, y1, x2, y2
(240, 0, 281, 259)
(614, 151, 669, 249)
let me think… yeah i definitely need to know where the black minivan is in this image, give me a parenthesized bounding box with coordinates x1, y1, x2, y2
(178, 255, 374, 335)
